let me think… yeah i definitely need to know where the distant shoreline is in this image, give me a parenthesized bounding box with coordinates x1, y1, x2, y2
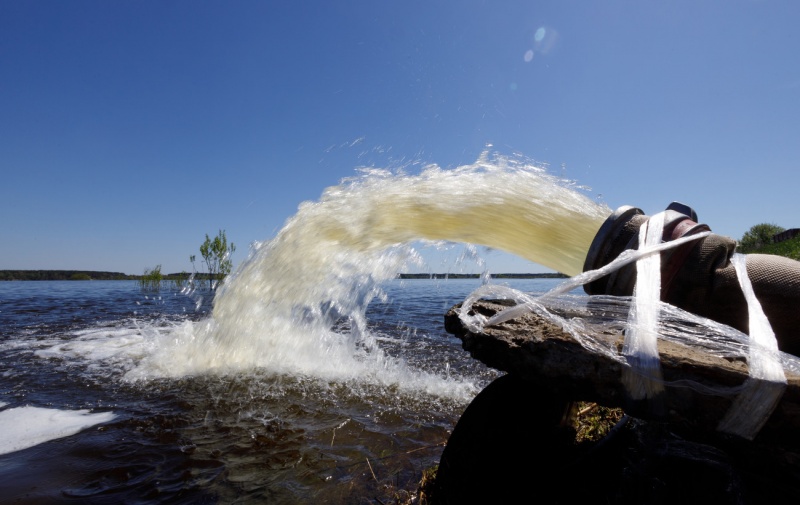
(0, 270, 194, 281)
(0, 270, 567, 281)
(396, 272, 567, 279)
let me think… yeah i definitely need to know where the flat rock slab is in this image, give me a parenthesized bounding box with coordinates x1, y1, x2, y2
(445, 299, 800, 452)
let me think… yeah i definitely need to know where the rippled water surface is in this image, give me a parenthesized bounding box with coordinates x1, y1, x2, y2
(0, 278, 560, 504)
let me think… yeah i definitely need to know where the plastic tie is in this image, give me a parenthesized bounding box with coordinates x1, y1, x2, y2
(717, 253, 787, 439)
(622, 211, 666, 400)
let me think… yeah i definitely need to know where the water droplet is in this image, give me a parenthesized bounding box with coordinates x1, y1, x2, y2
(524, 50, 534, 62)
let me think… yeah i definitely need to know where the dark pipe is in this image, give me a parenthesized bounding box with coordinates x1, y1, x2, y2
(583, 203, 800, 357)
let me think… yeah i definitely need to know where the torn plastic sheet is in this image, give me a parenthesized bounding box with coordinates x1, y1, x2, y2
(459, 237, 800, 407)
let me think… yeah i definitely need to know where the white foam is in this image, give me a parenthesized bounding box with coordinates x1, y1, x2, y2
(0, 405, 116, 456)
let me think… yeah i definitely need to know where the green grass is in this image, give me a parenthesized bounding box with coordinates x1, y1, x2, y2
(747, 234, 800, 261)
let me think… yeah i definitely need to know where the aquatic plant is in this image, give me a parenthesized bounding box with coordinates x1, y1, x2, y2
(138, 264, 163, 291)
(199, 229, 235, 290)
(170, 271, 189, 289)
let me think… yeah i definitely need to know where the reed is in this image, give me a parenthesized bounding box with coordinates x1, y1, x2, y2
(139, 265, 163, 291)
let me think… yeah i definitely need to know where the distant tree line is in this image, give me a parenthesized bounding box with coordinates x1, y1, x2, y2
(0, 270, 136, 281)
(0, 270, 226, 282)
(397, 272, 568, 279)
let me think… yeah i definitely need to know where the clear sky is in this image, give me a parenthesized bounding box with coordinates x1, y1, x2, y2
(2, 1, 799, 275)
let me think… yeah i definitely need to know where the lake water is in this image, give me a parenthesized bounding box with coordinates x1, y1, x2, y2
(0, 277, 563, 504)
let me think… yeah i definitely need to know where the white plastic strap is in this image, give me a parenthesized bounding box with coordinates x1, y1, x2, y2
(622, 212, 666, 400)
(717, 253, 787, 439)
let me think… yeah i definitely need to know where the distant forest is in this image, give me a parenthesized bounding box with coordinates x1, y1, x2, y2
(0, 270, 567, 281)
(0, 270, 213, 281)
(0, 270, 135, 281)
(396, 272, 567, 279)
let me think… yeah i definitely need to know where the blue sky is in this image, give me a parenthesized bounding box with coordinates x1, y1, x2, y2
(2, 1, 799, 275)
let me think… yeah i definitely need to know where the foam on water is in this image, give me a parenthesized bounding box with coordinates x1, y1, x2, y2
(0, 405, 116, 456)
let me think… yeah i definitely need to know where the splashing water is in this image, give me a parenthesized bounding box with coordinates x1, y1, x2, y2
(131, 153, 611, 391)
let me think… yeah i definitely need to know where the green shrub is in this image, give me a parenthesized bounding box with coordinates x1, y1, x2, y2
(738, 223, 785, 253)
